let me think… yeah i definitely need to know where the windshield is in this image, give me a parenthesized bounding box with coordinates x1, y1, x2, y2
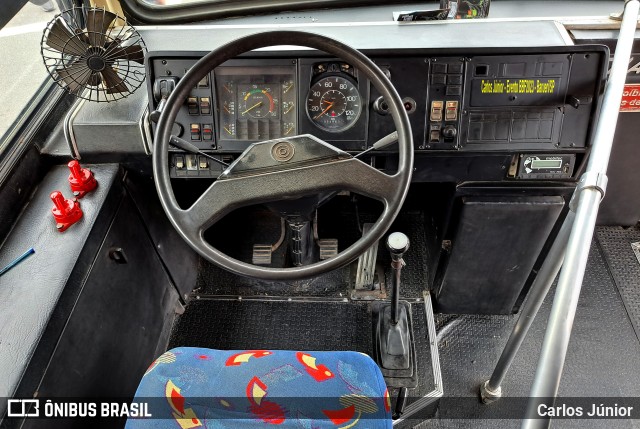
(126, 0, 620, 26)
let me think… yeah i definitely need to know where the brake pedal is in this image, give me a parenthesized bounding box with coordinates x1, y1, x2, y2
(318, 239, 338, 260)
(252, 244, 272, 265)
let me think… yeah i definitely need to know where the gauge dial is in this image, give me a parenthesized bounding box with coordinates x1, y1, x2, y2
(307, 76, 361, 132)
(239, 86, 277, 119)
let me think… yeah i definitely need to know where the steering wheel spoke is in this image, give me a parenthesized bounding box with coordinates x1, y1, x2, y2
(185, 157, 399, 235)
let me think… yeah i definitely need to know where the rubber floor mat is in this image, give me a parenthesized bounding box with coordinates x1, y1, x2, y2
(196, 211, 430, 299)
(169, 298, 437, 413)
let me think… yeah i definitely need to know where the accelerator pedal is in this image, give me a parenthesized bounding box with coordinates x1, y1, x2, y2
(252, 244, 272, 265)
(318, 239, 338, 260)
(355, 223, 379, 290)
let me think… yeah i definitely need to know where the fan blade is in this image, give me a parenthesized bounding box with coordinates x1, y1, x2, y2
(75, 28, 91, 46)
(106, 44, 144, 64)
(85, 9, 117, 47)
(46, 17, 89, 56)
(88, 73, 102, 87)
(56, 60, 92, 94)
(100, 66, 129, 94)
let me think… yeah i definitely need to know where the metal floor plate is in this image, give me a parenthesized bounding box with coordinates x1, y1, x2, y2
(596, 226, 640, 343)
(415, 240, 640, 429)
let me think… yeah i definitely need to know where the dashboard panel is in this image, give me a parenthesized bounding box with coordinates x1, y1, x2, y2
(146, 45, 607, 180)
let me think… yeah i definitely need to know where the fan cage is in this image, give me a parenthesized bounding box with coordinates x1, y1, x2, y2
(41, 6, 147, 103)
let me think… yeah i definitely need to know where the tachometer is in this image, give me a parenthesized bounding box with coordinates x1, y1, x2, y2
(307, 76, 361, 132)
(238, 85, 277, 119)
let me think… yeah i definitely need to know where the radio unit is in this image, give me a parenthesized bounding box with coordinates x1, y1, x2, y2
(510, 154, 576, 180)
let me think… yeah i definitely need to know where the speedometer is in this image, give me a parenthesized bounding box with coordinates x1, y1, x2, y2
(306, 76, 361, 132)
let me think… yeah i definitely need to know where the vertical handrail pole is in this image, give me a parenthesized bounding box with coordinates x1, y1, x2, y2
(523, 2, 640, 428)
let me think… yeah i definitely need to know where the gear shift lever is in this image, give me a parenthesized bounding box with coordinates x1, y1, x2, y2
(372, 232, 417, 415)
(373, 232, 413, 372)
(387, 232, 409, 325)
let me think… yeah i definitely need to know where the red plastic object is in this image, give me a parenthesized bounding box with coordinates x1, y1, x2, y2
(51, 191, 83, 232)
(68, 160, 97, 198)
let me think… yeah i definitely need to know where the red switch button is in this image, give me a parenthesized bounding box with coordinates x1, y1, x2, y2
(51, 191, 83, 232)
(68, 160, 97, 198)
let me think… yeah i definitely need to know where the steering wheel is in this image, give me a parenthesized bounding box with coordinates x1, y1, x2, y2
(153, 31, 413, 280)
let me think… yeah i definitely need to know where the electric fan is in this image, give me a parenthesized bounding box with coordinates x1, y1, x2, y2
(41, 7, 147, 102)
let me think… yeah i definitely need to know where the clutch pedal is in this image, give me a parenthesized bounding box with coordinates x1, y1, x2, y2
(318, 239, 338, 260)
(252, 244, 272, 265)
(251, 218, 286, 265)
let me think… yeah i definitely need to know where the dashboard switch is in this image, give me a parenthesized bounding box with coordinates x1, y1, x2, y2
(432, 74, 446, 85)
(446, 85, 462, 96)
(449, 63, 464, 74)
(430, 101, 443, 122)
(202, 124, 213, 140)
(186, 155, 198, 171)
(175, 156, 185, 170)
(432, 63, 447, 74)
(447, 75, 463, 85)
(200, 97, 211, 115)
(429, 124, 441, 143)
(187, 97, 199, 115)
(190, 123, 201, 140)
(198, 156, 209, 170)
(445, 101, 459, 121)
(443, 125, 458, 140)
(197, 75, 209, 88)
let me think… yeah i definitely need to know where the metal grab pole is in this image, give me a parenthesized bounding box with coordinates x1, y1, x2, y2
(480, 211, 575, 403)
(522, 2, 640, 428)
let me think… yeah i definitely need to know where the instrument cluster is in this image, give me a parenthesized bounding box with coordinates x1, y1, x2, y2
(215, 65, 297, 141)
(214, 61, 364, 143)
(147, 55, 368, 164)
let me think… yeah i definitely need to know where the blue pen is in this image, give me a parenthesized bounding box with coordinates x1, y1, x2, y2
(0, 248, 35, 277)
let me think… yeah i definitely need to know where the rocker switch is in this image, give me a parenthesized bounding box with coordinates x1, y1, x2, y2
(185, 155, 198, 171)
(430, 101, 443, 122)
(198, 156, 209, 170)
(175, 156, 185, 170)
(202, 124, 213, 140)
(190, 123, 201, 140)
(445, 101, 458, 121)
(200, 97, 211, 115)
(187, 97, 199, 115)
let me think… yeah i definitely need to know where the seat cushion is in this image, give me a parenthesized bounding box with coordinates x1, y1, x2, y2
(126, 347, 392, 428)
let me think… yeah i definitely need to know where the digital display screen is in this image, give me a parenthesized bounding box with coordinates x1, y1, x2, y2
(531, 159, 563, 169)
(479, 79, 557, 95)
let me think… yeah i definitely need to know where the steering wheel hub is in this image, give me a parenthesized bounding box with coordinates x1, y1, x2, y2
(271, 141, 296, 162)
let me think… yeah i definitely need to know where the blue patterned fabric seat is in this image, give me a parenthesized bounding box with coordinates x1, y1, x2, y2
(126, 347, 392, 428)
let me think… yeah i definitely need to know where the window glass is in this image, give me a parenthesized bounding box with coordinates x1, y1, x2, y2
(0, 1, 59, 144)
